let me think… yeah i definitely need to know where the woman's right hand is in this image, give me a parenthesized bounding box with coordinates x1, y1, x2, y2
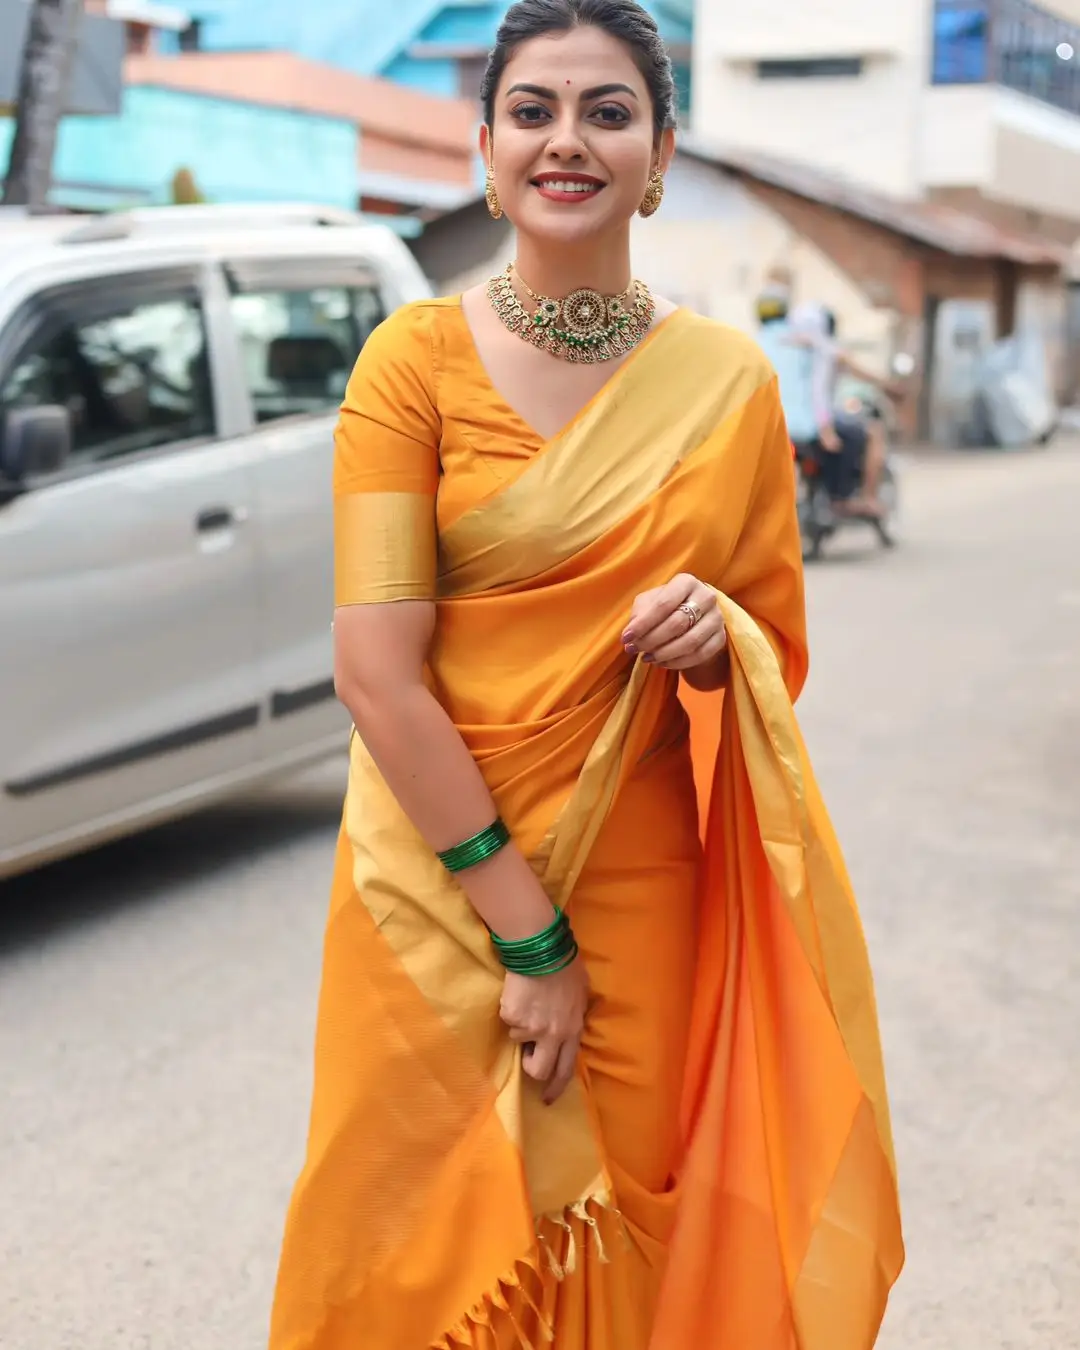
(500, 958, 590, 1105)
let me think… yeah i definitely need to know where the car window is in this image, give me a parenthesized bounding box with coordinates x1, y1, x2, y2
(0, 294, 214, 464)
(351, 287, 385, 347)
(228, 284, 385, 425)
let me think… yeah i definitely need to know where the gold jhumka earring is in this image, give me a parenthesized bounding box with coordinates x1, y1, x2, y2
(485, 167, 503, 220)
(638, 168, 665, 218)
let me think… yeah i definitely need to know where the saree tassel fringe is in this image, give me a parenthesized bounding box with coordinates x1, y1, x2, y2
(432, 1201, 618, 1349)
(570, 1199, 610, 1265)
(537, 1229, 565, 1281)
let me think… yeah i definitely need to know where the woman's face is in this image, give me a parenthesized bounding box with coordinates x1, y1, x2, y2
(481, 25, 673, 246)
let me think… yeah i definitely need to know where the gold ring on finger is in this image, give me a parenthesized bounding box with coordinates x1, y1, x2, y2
(678, 600, 703, 630)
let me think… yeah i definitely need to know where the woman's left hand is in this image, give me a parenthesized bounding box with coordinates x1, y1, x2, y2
(622, 573, 727, 672)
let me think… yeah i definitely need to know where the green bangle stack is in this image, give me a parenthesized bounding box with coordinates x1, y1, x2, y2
(437, 818, 511, 873)
(491, 907, 579, 977)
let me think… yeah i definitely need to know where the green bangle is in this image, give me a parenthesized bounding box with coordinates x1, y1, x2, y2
(490, 906, 566, 954)
(437, 818, 511, 874)
(491, 907, 579, 977)
(500, 941, 579, 977)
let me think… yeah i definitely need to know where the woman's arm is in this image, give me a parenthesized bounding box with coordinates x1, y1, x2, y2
(333, 600, 556, 941)
(332, 305, 564, 938)
(334, 301, 587, 1103)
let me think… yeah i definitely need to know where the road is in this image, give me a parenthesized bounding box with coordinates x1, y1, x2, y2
(2, 441, 1078, 1350)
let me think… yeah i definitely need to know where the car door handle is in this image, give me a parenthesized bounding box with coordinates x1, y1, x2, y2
(195, 506, 247, 533)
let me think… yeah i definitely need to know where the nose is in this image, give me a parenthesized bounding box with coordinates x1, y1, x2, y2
(543, 110, 587, 161)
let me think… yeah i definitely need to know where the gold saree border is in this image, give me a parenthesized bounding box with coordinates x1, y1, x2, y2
(335, 491, 437, 606)
(718, 593, 897, 1177)
(438, 316, 774, 598)
(344, 730, 612, 1224)
(533, 659, 653, 907)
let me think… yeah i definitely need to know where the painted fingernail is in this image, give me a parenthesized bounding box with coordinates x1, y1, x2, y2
(643, 654, 655, 663)
(624, 643, 638, 656)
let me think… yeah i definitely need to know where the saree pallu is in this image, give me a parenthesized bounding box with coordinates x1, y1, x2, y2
(269, 302, 904, 1350)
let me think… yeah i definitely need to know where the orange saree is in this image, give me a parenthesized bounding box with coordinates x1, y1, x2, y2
(268, 299, 904, 1350)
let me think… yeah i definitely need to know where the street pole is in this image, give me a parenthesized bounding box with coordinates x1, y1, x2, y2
(1, 0, 85, 210)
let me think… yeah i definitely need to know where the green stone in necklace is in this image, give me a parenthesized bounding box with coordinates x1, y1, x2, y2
(486, 263, 656, 364)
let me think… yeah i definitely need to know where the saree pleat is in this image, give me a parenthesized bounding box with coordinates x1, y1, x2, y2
(269, 301, 903, 1350)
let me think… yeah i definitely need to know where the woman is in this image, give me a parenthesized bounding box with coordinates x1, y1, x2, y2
(269, 3, 903, 1348)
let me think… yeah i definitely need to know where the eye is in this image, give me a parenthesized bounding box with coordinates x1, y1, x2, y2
(510, 102, 550, 123)
(591, 102, 632, 125)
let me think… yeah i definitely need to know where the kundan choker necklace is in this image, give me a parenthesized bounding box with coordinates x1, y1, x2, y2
(487, 263, 656, 364)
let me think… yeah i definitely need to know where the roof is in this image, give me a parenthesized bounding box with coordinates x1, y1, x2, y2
(682, 141, 1071, 268)
(124, 52, 477, 157)
(357, 169, 476, 213)
(0, 203, 432, 297)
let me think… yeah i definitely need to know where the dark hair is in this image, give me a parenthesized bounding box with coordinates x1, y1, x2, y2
(480, 0, 678, 137)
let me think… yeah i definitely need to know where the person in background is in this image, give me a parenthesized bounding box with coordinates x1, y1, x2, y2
(754, 286, 835, 453)
(791, 302, 900, 517)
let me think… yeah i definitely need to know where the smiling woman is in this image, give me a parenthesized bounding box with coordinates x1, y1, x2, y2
(267, 3, 904, 1349)
(478, 0, 674, 289)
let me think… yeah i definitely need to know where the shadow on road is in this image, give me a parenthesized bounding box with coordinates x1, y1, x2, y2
(803, 527, 902, 568)
(0, 767, 344, 955)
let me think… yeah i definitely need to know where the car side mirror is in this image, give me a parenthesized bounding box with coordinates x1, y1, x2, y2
(0, 405, 72, 482)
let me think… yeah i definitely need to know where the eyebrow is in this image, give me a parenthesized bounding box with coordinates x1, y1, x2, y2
(504, 82, 640, 101)
(581, 83, 639, 100)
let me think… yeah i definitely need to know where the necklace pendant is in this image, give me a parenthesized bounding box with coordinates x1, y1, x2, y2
(487, 266, 656, 364)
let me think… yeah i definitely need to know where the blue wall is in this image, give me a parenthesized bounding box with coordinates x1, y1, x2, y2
(170, 0, 443, 80)
(421, 5, 503, 45)
(0, 86, 360, 210)
(381, 52, 461, 98)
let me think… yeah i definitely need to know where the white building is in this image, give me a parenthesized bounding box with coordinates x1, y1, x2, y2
(693, 0, 1080, 242)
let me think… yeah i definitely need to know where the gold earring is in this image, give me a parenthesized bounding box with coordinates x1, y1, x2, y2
(638, 168, 664, 218)
(485, 167, 503, 220)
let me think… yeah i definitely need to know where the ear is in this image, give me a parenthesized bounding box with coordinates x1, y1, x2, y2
(656, 127, 676, 175)
(479, 121, 493, 169)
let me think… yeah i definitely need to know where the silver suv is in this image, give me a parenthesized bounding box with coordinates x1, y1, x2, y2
(0, 204, 432, 879)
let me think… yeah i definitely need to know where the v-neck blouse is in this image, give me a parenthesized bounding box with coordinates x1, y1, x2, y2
(332, 297, 687, 605)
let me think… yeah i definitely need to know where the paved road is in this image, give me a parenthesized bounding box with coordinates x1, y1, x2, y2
(2, 442, 1078, 1350)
